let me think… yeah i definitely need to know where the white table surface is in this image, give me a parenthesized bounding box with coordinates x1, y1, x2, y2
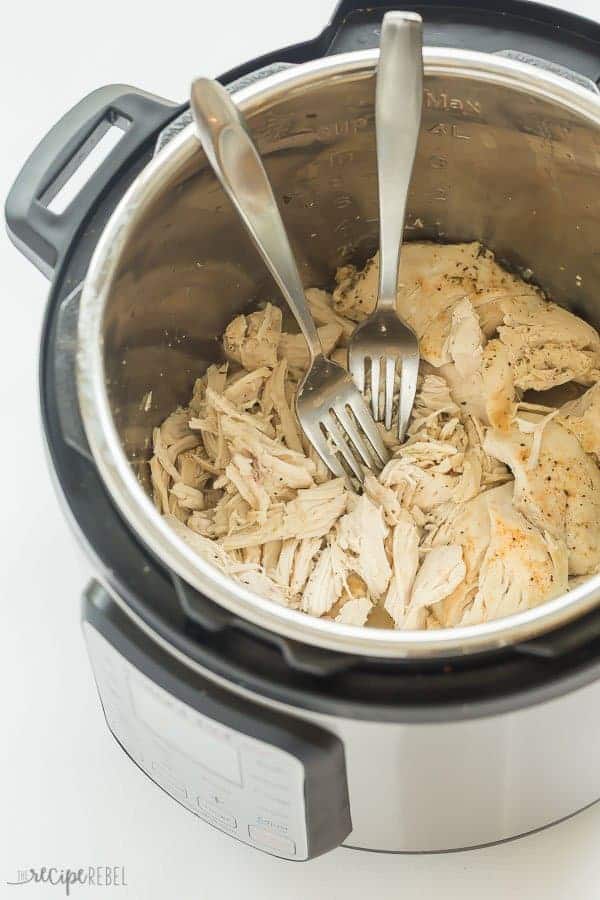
(3, 1, 600, 896)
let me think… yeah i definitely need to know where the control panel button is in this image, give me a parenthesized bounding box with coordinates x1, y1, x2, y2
(248, 825, 296, 856)
(197, 798, 238, 831)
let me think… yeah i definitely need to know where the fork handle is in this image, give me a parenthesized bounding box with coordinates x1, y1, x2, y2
(190, 78, 323, 361)
(376, 12, 423, 310)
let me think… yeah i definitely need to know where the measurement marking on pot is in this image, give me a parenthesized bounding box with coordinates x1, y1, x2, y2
(429, 154, 448, 169)
(425, 89, 482, 116)
(333, 194, 353, 209)
(328, 150, 355, 167)
(429, 185, 450, 202)
(318, 117, 369, 139)
(427, 122, 471, 140)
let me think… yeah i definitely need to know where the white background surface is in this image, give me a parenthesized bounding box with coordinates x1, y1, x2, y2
(3, 0, 600, 896)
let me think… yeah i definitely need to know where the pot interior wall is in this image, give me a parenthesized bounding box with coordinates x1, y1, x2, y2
(100, 65, 600, 488)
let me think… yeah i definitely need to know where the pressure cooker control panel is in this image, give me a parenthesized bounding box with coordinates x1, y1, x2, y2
(83, 582, 351, 860)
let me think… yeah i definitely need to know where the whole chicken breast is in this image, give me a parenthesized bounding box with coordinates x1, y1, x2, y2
(484, 416, 600, 576)
(461, 485, 568, 625)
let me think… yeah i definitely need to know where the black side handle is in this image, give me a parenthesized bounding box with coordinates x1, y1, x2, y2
(5, 85, 182, 279)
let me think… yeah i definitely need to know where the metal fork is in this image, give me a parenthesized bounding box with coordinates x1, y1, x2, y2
(348, 11, 423, 439)
(190, 78, 389, 482)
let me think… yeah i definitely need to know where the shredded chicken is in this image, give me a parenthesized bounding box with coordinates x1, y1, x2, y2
(150, 242, 600, 630)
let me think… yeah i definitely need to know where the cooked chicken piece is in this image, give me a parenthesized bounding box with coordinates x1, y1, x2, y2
(464, 417, 511, 490)
(166, 514, 236, 570)
(290, 537, 322, 595)
(460, 487, 568, 624)
(220, 479, 348, 550)
(262, 360, 303, 452)
(152, 426, 181, 482)
(558, 382, 600, 460)
(427, 483, 511, 626)
(497, 294, 600, 391)
(338, 494, 392, 599)
(301, 540, 348, 617)
(484, 416, 600, 575)
(446, 298, 484, 376)
(306, 443, 332, 484)
(220, 419, 315, 497)
(170, 482, 205, 511)
(262, 540, 282, 576)
(223, 303, 282, 370)
(335, 596, 373, 626)
(305, 287, 355, 340)
(453, 449, 483, 503)
(384, 510, 420, 628)
(211, 490, 252, 538)
(177, 450, 211, 490)
(436, 299, 491, 422)
(408, 373, 460, 428)
(481, 339, 516, 432)
(278, 323, 343, 376)
(243, 546, 262, 566)
(274, 538, 299, 588)
(199, 387, 274, 437)
(381, 401, 475, 512)
(168, 494, 190, 523)
(188, 366, 231, 464)
(237, 569, 291, 605)
(364, 472, 403, 526)
(187, 510, 214, 536)
(207, 362, 229, 392)
(160, 407, 192, 445)
(223, 453, 270, 518)
(198, 385, 314, 501)
(224, 367, 271, 407)
(513, 407, 558, 471)
(404, 545, 466, 629)
(150, 455, 170, 515)
(168, 514, 288, 607)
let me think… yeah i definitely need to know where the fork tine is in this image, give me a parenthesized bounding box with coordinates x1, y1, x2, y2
(384, 356, 396, 431)
(399, 354, 419, 440)
(370, 357, 381, 421)
(333, 406, 373, 468)
(323, 413, 364, 483)
(309, 425, 346, 479)
(348, 348, 366, 394)
(346, 393, 389, 468)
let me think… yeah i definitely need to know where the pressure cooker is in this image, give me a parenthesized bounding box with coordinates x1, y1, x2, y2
(8, 0, 600, 859)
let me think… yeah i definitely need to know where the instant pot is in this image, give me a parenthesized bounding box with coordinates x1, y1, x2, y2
(8, 0, 600, 859)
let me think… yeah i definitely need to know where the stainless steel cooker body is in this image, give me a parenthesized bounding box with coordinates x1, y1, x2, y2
(9, 0, 600, 860)
(78, 46, 600, 854)
(84, 578, 600, 854)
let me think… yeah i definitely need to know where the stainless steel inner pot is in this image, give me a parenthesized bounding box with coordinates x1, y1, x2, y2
(77, 48, 600, 658)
